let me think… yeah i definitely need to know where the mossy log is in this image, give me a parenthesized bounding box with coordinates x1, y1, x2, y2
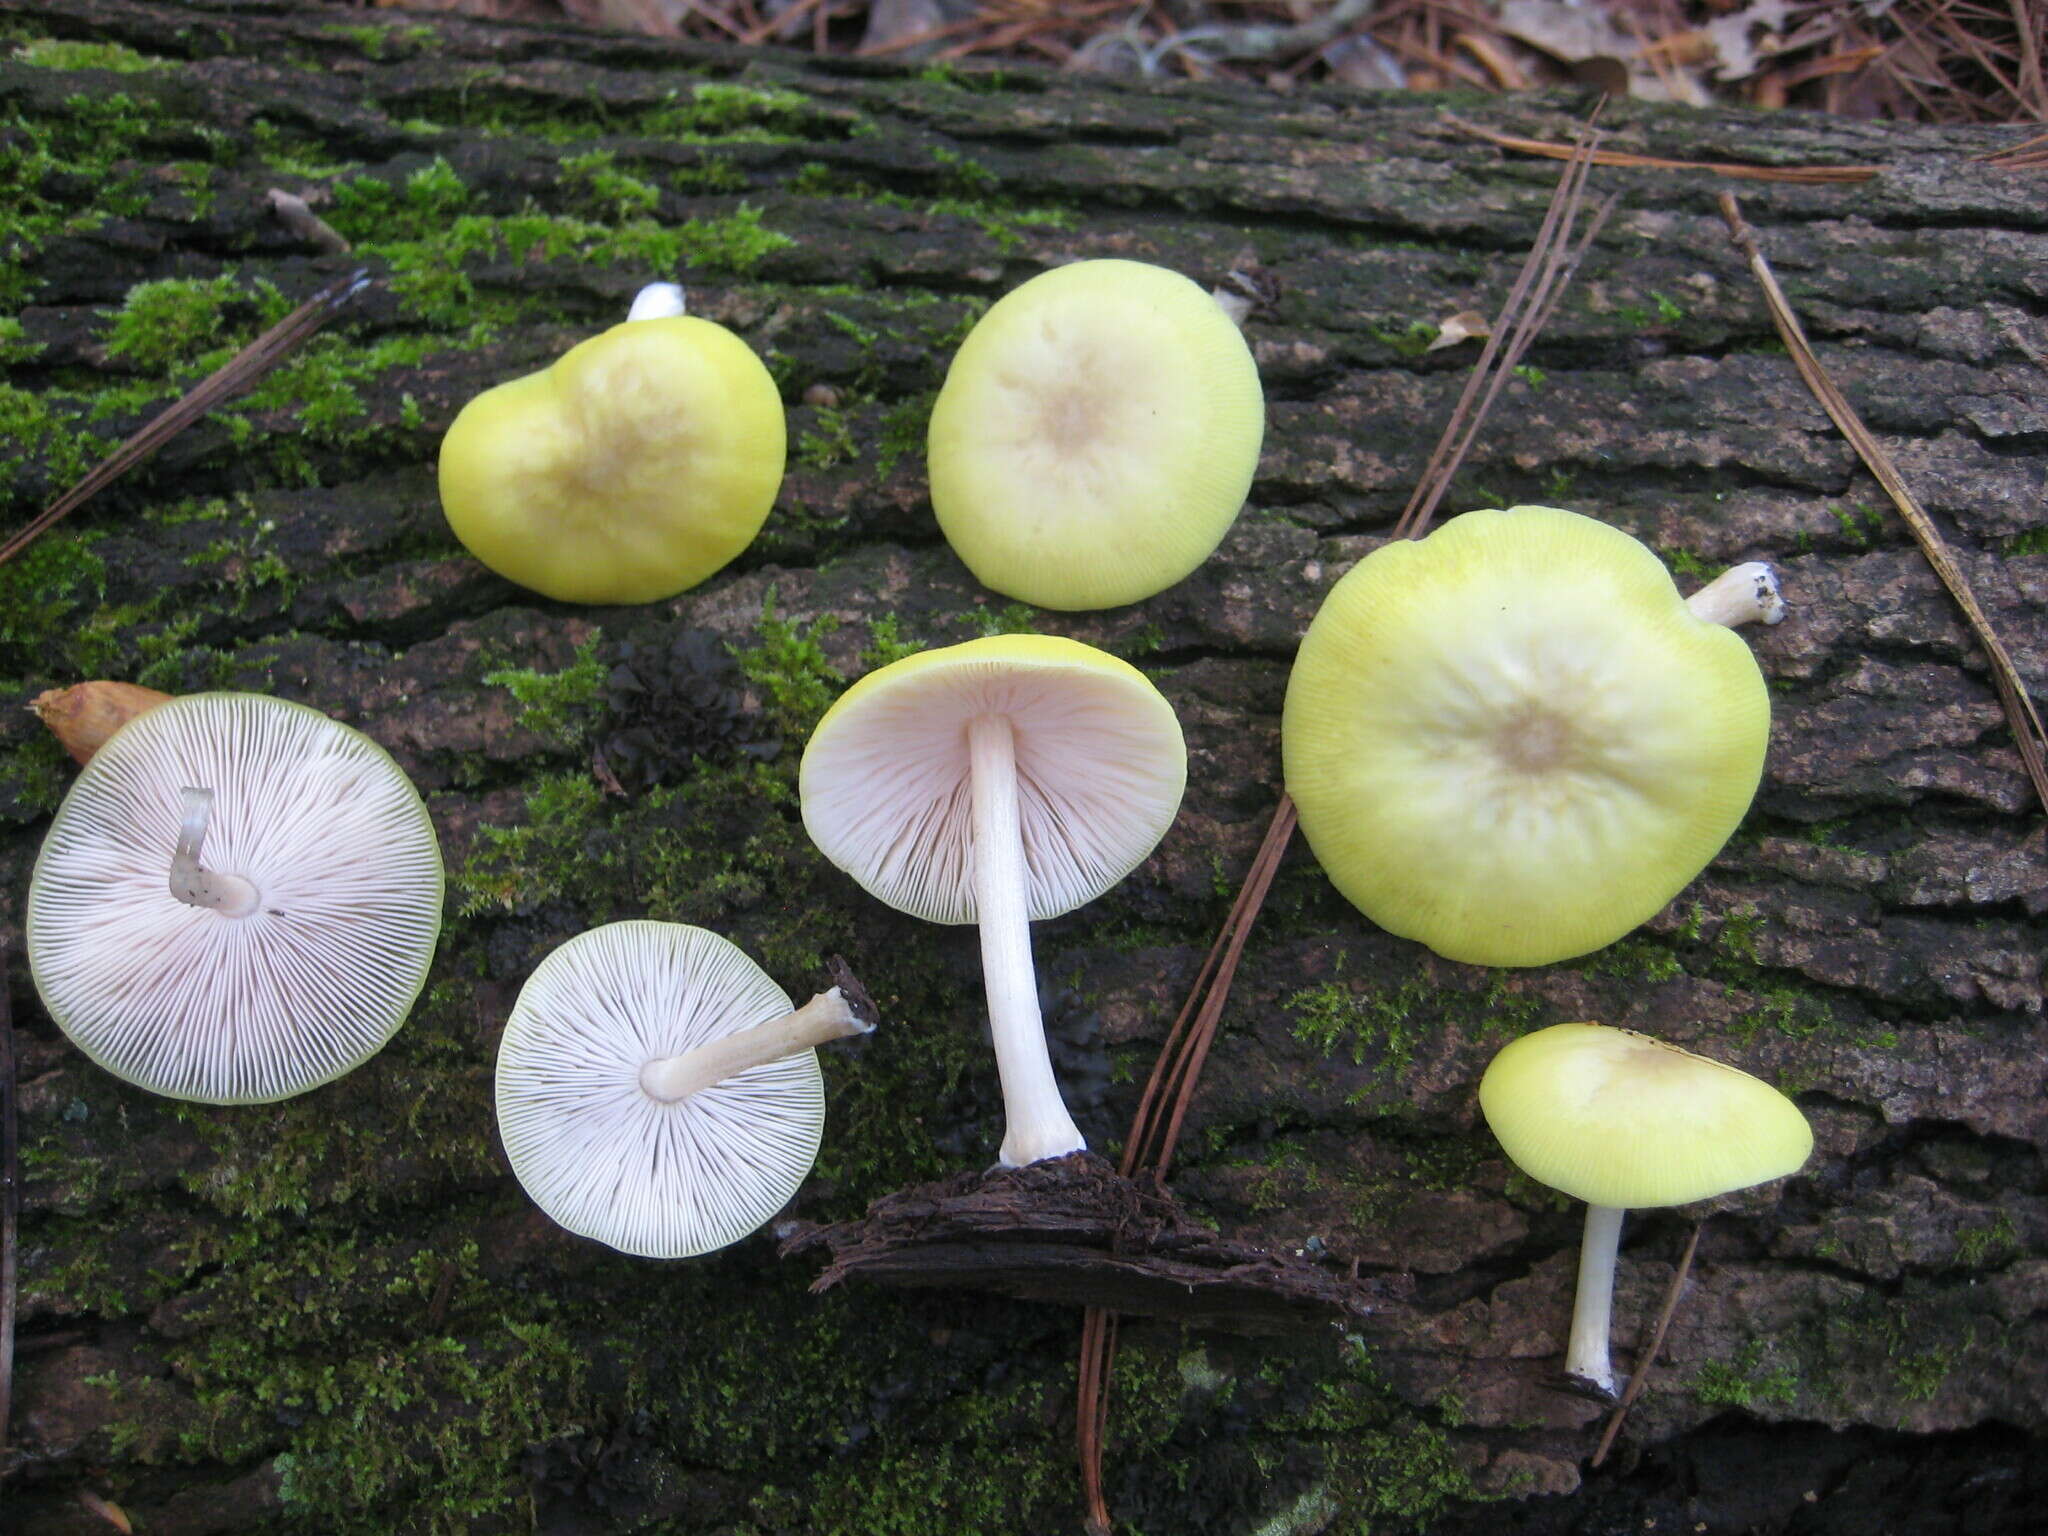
(3, 2, 2047, 1531)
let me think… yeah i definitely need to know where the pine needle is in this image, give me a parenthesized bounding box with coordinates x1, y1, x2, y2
(1442, 113, 1879, 183)
(1719, 194, 2048, 815)
(1078, 118, 1618, 1531)
(0, 269, 374, 571)
(1591, 1221, 1702, 1467)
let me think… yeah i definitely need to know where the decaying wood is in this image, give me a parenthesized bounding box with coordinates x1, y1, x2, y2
(1, 1, 2044, 1531)
(783, 1153, 1391, 1331)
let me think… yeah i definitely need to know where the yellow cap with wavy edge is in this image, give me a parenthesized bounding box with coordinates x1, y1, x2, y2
(928, 260, 1264, 611)
(1282, 506, 1770, 968)
(438, 314, 785, 605)
(1479, 1022, 1812, 1209)
(800, 634, 1187, 924)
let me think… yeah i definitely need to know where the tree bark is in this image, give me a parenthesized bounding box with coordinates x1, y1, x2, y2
(1, 3, 2044, 1531)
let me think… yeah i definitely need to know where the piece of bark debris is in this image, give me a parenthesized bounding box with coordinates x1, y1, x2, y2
(780, 1152, 1399, 1334)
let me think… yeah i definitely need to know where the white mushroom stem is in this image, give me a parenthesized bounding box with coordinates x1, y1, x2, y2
(1686, 562, 1785, 628)
(168, 787, 262, 918)
(627, 282, 688, 322)
(968, 713, 1087, 1167)
(639, 988, 871, 1103)
(1564, 1203, 1626, 1397)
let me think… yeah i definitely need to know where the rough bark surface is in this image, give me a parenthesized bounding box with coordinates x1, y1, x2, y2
(1, 2, 2045, 1533)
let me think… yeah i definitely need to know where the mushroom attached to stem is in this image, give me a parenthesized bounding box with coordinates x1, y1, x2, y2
(1479, 1022, 1813, 1398)
(495, 922, 877, 1259)
(27, 692, 445, 1102)
(800, 635, 1187, 1167)
(438, 281, 785, 605)
(1283, 505, 1782, 968)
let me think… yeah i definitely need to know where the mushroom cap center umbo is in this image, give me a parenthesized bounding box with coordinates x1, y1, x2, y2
(927, 258, 1263, 612)
(1284, 505, 1771, 968)
(1492, 703, 1576, 774)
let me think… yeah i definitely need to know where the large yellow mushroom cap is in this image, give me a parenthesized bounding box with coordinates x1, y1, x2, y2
(1479, 1022, 1813, 1209)
(1281, 505, 1771, 968)
(927, 259, 1264, 611)
(438, 314, 785, 605)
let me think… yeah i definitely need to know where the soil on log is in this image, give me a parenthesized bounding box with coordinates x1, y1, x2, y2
(2, 2, 2045, 1533)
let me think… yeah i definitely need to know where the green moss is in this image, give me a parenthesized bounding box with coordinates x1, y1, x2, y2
(11, 38, 167, 71)
(1288, 976, 1434, 1082)
(672, 155, 748, 193)
(650, 80, 816, 139)
(0, 315, 40, 364)
(1, 90, 173, 303)
(964, 602, 1039, 638)
(731, 590, 844, 738)
(877, 390, 936, 478)
(2003, 527, 2048, 557)
(676, 202, 795, 273)
(796, 404, 859, 469)
(103, 274, 243, 372)
(315, 22, 438, 61)
(1954, 1212, 2018, 1268)
(1691, 1340, 1799, 1409)
(0, 529, 106, 676)
(249, 119, 360, 179)
(331, 157, 473, 241)
(0, 729, 69, 819)
(789, 162, 1074, 253)
(1830, 501, 1886, 548)
(482, 631, 606, 748)
(859, 614, 926, 671)
(1371, 319, 1439, 359)
(561, 149, 661, 220)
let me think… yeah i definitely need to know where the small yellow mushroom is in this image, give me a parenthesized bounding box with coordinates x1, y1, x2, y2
(438, 284, 785, 605)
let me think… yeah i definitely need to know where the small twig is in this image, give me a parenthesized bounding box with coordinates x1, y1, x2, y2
(1, 952, 18, 1463)
(1973, 127, 2048, 169)
(1442, 112, 1879, 183)
(0, 269, 374, 571)
(265, 189, 351, 255)
(1591, 1221, 1701, 1467)
(1720, 194, 2048, 815)
(1394, 119, 1612, 540)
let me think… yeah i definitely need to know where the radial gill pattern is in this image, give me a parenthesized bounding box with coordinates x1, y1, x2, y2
(494, 922, 826, 1260)
(26, 692, 445, 1103)
(801, 638, 1187, 925)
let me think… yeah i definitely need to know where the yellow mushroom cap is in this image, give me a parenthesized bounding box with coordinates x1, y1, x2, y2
(438, 314, 785, 605)
(1479, 1022, 1813, 1209)
(927, 259, 1264, 611)
(800, 634, 1187, 924)
(1281, 506, 1770, 968)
